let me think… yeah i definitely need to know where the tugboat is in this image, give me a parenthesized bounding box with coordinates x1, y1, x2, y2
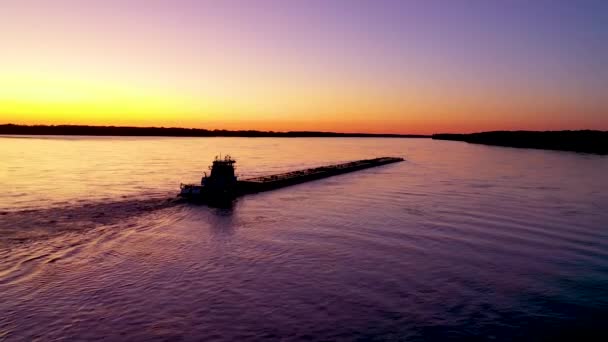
(180, 155, 237, 202)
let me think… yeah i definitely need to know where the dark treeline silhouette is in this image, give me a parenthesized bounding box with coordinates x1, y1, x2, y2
(433, 130, 608, 154)
(0, 124, 428, 138)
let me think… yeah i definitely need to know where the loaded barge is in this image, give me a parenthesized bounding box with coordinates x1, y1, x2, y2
(180, 155, 404, 202)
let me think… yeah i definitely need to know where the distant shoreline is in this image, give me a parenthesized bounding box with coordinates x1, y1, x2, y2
(3, 125, 607, 155)
(432, 130, 608, 155)
(0, 124, 428, 138)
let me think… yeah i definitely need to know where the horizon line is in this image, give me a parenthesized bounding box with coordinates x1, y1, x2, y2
(1, 123, 606, 138)
(0, 123, 430, 138)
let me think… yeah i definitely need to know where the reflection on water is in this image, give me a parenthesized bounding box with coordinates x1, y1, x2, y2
(207, 206, 238, 238)
(1, 136, 608, 341)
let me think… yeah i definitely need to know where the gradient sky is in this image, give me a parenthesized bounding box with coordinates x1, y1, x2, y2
(1, 0, 607, 133)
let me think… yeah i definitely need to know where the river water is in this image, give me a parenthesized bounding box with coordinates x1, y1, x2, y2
(1, 136, 607, 341)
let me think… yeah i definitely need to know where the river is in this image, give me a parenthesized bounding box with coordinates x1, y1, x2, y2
(1, 136, 607, 340)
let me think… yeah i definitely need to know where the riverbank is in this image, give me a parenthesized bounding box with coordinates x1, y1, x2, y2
(433, 130, 608, 154)
(0, 124, 428, 138)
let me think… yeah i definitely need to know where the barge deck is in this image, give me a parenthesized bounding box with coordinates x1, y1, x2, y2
(237, 157, 404, 194)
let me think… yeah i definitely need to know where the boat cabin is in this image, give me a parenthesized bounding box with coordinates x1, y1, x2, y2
(202, 155, 237, 193)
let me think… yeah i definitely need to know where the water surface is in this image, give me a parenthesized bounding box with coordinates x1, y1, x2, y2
(1, 136, 607, 341)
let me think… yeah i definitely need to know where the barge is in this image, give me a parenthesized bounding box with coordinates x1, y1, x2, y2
(180, 155, 404, 203)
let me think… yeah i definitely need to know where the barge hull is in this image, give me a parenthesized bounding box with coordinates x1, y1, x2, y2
(236, 157, 403, 194)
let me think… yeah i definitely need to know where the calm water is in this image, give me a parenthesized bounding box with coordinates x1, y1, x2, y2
(1, 136, 608, 341)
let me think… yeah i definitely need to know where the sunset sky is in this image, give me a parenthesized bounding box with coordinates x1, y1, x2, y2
(1, 0, 607, 134)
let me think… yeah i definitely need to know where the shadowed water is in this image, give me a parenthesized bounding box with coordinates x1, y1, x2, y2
(1, 136, 607, 341)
